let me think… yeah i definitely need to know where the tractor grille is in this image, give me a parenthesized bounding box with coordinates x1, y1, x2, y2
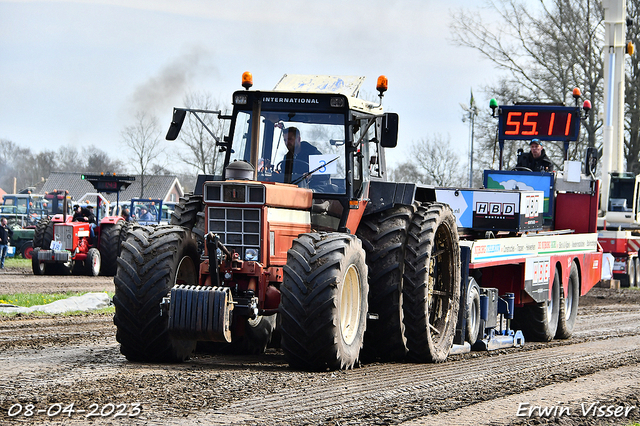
(54, 225, 74, 251)
(207, 207, 261, 261)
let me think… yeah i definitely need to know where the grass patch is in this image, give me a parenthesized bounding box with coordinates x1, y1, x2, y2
(0, 291, 114, 307)
(0, 291, 115, 317)
(4, 257, 30, 268)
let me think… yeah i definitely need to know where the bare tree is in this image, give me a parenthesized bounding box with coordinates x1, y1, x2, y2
(177, 91, 228, 176)
(450, 0, 605, 168)
(390, 136, 467, 187)
(84, 146, 124, 174)
(121, 111, 164, 197)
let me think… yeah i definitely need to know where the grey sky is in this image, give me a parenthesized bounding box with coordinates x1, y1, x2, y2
(1, 0, 497, 170)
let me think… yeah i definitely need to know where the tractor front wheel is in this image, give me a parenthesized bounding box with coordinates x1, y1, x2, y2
(32, 248, 45, 275)
(280, 233, 368, 371)
(86, 248, 101, 276)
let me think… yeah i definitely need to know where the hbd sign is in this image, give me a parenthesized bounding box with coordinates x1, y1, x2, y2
(476, 202, 516, 217)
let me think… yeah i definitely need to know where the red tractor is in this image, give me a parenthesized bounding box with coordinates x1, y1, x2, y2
(113, 74, 462, 370)
(31, 175, 135, 276)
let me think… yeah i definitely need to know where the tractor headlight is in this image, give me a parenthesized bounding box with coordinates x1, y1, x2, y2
(245, 248, 258, 261)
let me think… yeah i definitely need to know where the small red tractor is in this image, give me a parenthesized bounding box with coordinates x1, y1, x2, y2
(31, 175, 135, 276)
(113, 73, 463, 370)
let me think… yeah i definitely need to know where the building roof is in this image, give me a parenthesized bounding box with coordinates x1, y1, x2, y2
(41, 172, 183, 204)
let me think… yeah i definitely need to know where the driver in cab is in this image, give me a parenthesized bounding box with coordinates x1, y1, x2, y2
(516, 138, 554, 172)
(282, 126, 322, 179)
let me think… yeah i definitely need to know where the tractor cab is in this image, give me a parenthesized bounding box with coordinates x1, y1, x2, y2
(129, 198, 163, 225)
(167, 73, 398, 234)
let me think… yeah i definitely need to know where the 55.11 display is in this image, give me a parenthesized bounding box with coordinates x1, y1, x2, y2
(498, 105, 580, 142)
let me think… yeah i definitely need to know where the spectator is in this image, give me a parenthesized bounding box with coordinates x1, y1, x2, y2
(138, 207, 154, 221)
(122, 208, 132, 222)
(0, 217, 13, 270)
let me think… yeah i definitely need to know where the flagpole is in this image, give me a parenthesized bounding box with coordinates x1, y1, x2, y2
(468, 89, 477, 187)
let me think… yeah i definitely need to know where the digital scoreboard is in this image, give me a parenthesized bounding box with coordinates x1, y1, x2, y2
(81, 174, 136, 193)
(498, 105, 580, 142)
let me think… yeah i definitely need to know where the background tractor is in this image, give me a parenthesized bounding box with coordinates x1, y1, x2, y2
(113, 73, 462, 370)
(31, 175, 135, 276)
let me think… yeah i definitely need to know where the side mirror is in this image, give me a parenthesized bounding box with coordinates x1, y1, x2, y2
(166, 108, 188, 141)
(380, 113, 398, 148)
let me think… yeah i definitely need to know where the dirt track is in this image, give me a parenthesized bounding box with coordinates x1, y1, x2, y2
(1, 272, 640, 425)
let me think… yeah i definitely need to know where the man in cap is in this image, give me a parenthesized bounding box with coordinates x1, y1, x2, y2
(516, 138, 554, 172)
(282, 126, 321, 179)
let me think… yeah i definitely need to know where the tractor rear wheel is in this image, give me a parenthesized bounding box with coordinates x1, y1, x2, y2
(280, 233, 368, 371)
(33, 217, 50, 249)
(99, 222, 124, 276)
(403, 202, 461, 363)
(41, 220, 54, 251)
(512, 267, 560, 342)
(170, 194, 205, 255)
(113, 225, 198, 362)
(556, 262, 580, 339)
(85, 248, 101, 276)
(355, 205, 413, 361)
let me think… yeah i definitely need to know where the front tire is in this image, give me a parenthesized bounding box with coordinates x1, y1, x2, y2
(280, 233, 368, 371)
(86, 248, 101, 276)
(236, 315, 277, 354)
(403, 202, 461, 363)
(113, 225, 199, 362)
(32, 248, 45, 275)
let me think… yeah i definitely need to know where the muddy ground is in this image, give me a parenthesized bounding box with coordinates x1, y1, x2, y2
(1, 270, 640, 426)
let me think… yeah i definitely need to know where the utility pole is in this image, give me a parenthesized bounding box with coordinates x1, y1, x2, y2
(461, 90, 478, 187)
(601, 0, 627, 211)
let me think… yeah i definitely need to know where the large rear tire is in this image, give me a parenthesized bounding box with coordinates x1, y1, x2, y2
(556, 262, 580, 339)
(280, 233, 368, 371)
(33, 217, 50, 249)
(355, 205, 413, 361)
(42, 220, 54, 251)
(170, 194, 205, 255)
(403, 202, 461, 363)
(99, 222, 123, 276)
(113, 225, 199, 362)
(513, 267, 560, 342)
